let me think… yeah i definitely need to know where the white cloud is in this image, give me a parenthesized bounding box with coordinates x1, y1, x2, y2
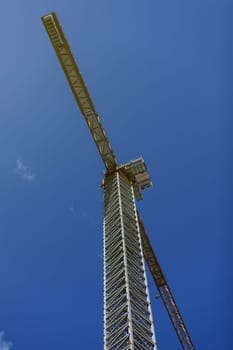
(16, 159, 36, 182)
(0, 332, 12, 350)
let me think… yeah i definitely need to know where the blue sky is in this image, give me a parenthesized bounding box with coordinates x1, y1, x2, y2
(0, 1, 232, 349)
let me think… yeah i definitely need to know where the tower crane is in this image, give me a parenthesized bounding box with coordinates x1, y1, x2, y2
(42, 12, 194, 350)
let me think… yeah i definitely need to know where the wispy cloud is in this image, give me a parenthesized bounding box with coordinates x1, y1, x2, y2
(0, 332, 12, 350)
(69, 207, 77, 217)
(69, 207, 90, 219)
(16, 159, 36, 182)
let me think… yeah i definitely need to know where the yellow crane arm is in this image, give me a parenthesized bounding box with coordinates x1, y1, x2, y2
(42, 13, 118, 173)
(137, 212, 195, 350)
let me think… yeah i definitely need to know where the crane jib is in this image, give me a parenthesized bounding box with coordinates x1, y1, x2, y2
(137, 213, 195, 350)
(42, 13, 118, 173)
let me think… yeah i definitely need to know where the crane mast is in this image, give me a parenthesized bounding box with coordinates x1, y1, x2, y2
(103, 171, 157, 349)
(42, 12, 194, 350)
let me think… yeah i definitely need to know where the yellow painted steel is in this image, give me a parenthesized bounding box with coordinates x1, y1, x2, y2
(42, 13, 117, 173)
(138, 212, 194, 350)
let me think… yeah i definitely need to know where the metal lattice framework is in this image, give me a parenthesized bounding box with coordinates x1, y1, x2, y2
(42, 12, 195, 350)
(138, 214, 194, 350)
(103, 172, 157, 350)
(42, 13, 117, 173)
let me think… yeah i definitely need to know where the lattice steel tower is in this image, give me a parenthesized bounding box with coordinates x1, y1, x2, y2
(104, 172, 156, 349)
(42, 12, 194, 350)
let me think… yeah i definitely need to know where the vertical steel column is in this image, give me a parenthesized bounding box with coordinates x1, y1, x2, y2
(103, 172, 157, 350)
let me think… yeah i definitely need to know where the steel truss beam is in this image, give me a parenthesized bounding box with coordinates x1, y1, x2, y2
(137, 213, 194, 350)
(42, 13, 117, 173)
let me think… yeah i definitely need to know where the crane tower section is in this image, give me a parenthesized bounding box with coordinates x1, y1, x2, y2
(103, 171, 157, 350)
